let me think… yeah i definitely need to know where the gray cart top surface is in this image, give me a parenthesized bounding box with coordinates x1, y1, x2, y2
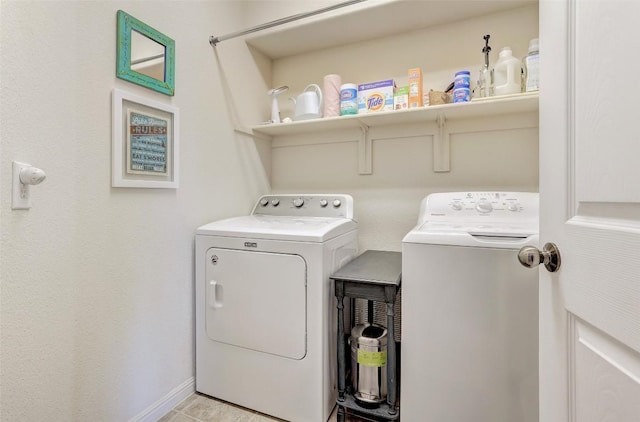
(330, 250, 401, 286)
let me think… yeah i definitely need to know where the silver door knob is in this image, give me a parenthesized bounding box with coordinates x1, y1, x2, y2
(518, 242, 561, 273)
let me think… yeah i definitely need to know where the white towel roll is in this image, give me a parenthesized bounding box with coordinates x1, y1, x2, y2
(323, 74, 341, 118)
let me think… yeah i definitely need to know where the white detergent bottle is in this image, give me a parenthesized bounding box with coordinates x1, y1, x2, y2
(493, 46, 522, 95)
(522, 38, 540, 92)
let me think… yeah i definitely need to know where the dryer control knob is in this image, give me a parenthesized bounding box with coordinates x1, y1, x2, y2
(293, 198, 305, 208)
(476, 201, 493, 213)
(319, 199, 328, 207)
(332, 199, 342, 208)
(260, 198, 269, 207)
(507, 203, 519, 212)
(271, 199, 280, 206)
(451, 201, 463, 211)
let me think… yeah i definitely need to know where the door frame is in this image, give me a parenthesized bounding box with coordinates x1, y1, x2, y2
(539, 0, 571, 419)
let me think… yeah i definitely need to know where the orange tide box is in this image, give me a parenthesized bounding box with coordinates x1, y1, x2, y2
(408, 68, 423, 108)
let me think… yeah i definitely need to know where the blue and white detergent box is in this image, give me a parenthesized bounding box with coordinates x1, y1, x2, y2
(358, 79, 396, 114)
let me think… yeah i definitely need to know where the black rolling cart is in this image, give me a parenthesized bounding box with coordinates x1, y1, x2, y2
(331, 250, 402, 422)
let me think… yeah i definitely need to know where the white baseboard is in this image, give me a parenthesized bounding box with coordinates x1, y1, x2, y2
(129, 377, 195, 422)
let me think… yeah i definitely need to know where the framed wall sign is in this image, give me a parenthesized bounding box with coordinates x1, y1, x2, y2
(112, 89, 179, 188)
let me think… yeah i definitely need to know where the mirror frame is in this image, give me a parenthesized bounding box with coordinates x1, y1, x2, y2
(116, 10, 175, 96)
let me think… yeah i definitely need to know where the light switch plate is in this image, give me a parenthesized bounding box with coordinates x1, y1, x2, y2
(12, 161, 31, 210)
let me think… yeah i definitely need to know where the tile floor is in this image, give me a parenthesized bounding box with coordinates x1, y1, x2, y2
(159, 393, 372, 422)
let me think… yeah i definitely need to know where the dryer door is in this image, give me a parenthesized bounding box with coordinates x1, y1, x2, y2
(205, 248, 306, 360)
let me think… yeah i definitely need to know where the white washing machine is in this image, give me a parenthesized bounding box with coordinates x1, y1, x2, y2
(401, 192, 539, 422)
(195, 194, 358, 422)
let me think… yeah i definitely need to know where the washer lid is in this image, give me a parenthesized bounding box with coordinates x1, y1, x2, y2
(402, 221, 539, 248)
(196, 215, 357, 242)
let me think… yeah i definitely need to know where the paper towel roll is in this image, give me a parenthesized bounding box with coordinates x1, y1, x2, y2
(323, 74, 341, 118)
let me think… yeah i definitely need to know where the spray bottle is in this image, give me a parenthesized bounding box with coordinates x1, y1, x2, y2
(476, 35, 494, 98)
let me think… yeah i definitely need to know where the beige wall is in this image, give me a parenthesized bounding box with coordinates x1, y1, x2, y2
(0, 1, 269, 420)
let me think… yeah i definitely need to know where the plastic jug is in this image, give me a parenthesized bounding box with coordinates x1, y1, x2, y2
(493, 47, 521, 95)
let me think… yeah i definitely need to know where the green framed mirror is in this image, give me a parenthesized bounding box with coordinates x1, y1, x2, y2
(117, 10, 175, 96)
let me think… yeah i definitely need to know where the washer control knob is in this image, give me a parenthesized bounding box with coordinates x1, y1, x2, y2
(476, 201, 493, 213)
(293, 198, 305, 208)
(271, 199, 280, 207)
(319, 199, 328, 207)
(451, 201, 463, 211)
(507, 203, 519, 212)
(260, 198, 269, 207)
(332, 199, 342, 208)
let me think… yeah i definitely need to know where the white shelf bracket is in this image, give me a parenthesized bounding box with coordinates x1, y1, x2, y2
(433, 113, 450, 172)
(358, 122, 372, 175)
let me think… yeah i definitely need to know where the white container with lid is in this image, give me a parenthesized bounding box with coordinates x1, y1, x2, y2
(494, 46, 522, 95)
(340, 83, 358, 115)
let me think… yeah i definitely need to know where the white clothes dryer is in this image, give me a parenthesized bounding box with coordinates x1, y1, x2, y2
(195, 194, 358, 422)
(401, 192, 539, 422)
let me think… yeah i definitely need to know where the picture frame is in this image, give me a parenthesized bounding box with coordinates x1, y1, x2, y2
(112, 89, 179, 188)
(116, 10, 176, 96)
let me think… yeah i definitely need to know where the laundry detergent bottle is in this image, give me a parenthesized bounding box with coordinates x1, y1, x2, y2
(493, 46, 522, 95)
(522, 38, 540, 92)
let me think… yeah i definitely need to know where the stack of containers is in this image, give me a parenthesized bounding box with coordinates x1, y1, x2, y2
(453, 70, 471, 103)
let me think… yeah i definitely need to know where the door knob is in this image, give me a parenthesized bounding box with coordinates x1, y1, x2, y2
(518, 242, 561, 273)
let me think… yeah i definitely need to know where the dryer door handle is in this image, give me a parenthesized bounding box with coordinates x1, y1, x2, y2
(208, 281, 224, 308)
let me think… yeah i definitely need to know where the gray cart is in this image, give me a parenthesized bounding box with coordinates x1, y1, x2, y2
(331, 250, 402, 421)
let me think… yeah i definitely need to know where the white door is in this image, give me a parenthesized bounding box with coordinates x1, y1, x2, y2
(540, 0, 640, 420)
(205, 248, 307, 359)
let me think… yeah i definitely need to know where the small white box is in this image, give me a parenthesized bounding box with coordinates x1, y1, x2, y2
(394, 86, 409, 110)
